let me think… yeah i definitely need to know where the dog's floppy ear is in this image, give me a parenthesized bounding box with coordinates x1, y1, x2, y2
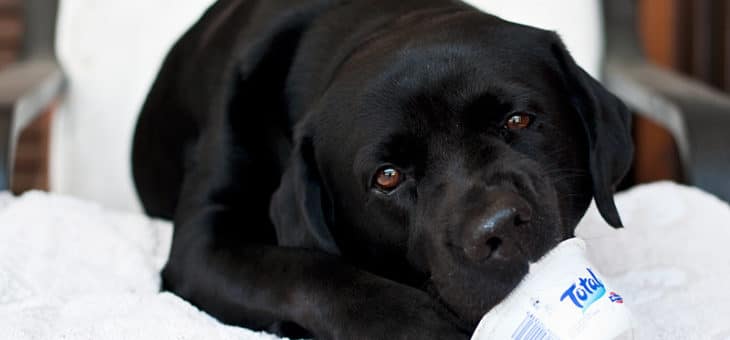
(551, 40, 634, 228)
(270, 128, 340, 255)
(180, 1, 339, 251)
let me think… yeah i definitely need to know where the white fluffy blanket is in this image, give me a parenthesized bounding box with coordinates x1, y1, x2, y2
(1, 182, 729, 339)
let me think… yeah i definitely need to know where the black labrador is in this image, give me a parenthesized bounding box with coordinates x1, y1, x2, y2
(132, 0, 633, 338)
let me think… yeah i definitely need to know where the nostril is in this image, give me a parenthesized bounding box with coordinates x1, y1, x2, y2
(485, 237, 502, 259)
(514, 214, 530, 226)
(465, 235, 504, 262)
(462, 192, 534, 261)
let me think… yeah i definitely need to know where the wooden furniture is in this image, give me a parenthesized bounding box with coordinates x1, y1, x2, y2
(604, 0, 730, 201)
(0, 0, 62, 192)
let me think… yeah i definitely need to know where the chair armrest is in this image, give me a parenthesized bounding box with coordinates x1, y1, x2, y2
(0, 59, 65, 191)
(604, 60, 730, 202)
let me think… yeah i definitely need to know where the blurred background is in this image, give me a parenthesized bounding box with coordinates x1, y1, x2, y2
(1, 0, 728, 212)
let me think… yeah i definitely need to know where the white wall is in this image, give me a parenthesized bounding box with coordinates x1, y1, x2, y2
(50, 0, 603, 213)
(462, 0, 603, 78)
(51, 0, 217, 212)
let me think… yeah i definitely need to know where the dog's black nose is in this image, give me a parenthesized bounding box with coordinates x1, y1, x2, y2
(463, 193, 531, 262)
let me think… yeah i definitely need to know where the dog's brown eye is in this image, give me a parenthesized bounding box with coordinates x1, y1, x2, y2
(374, 167, 402, 191)
(505, 113, 533, 130)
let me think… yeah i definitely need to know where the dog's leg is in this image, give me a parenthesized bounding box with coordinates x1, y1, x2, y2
(163, 239, 470, 339)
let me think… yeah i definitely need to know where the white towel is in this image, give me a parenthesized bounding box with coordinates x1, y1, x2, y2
(0, 191, 282, 340)
(1, 182, 729, 339)
(577, 183, 730, 339)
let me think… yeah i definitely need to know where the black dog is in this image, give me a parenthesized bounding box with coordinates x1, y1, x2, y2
(132, 0, 633, 338)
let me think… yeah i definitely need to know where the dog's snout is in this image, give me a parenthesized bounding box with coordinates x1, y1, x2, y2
(463, 193, 531, 262)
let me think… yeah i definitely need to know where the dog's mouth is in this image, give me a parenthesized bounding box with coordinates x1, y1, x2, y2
(419, 222, 559, 327)
(420, 250, 530, 327)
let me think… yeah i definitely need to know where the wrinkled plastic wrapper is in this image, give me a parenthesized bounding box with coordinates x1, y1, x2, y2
(472, 238, 633, 340)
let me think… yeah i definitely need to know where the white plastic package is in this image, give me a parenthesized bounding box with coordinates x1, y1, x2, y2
(472, 238, 633, 340)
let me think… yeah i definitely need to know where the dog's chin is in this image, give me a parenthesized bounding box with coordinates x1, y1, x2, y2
(426, 257, 530, 327)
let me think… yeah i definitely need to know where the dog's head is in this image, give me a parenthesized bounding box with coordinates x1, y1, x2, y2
(269, 8, 632, 326)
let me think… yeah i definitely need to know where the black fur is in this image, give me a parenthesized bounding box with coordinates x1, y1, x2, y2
(132, 0, 633, 338)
